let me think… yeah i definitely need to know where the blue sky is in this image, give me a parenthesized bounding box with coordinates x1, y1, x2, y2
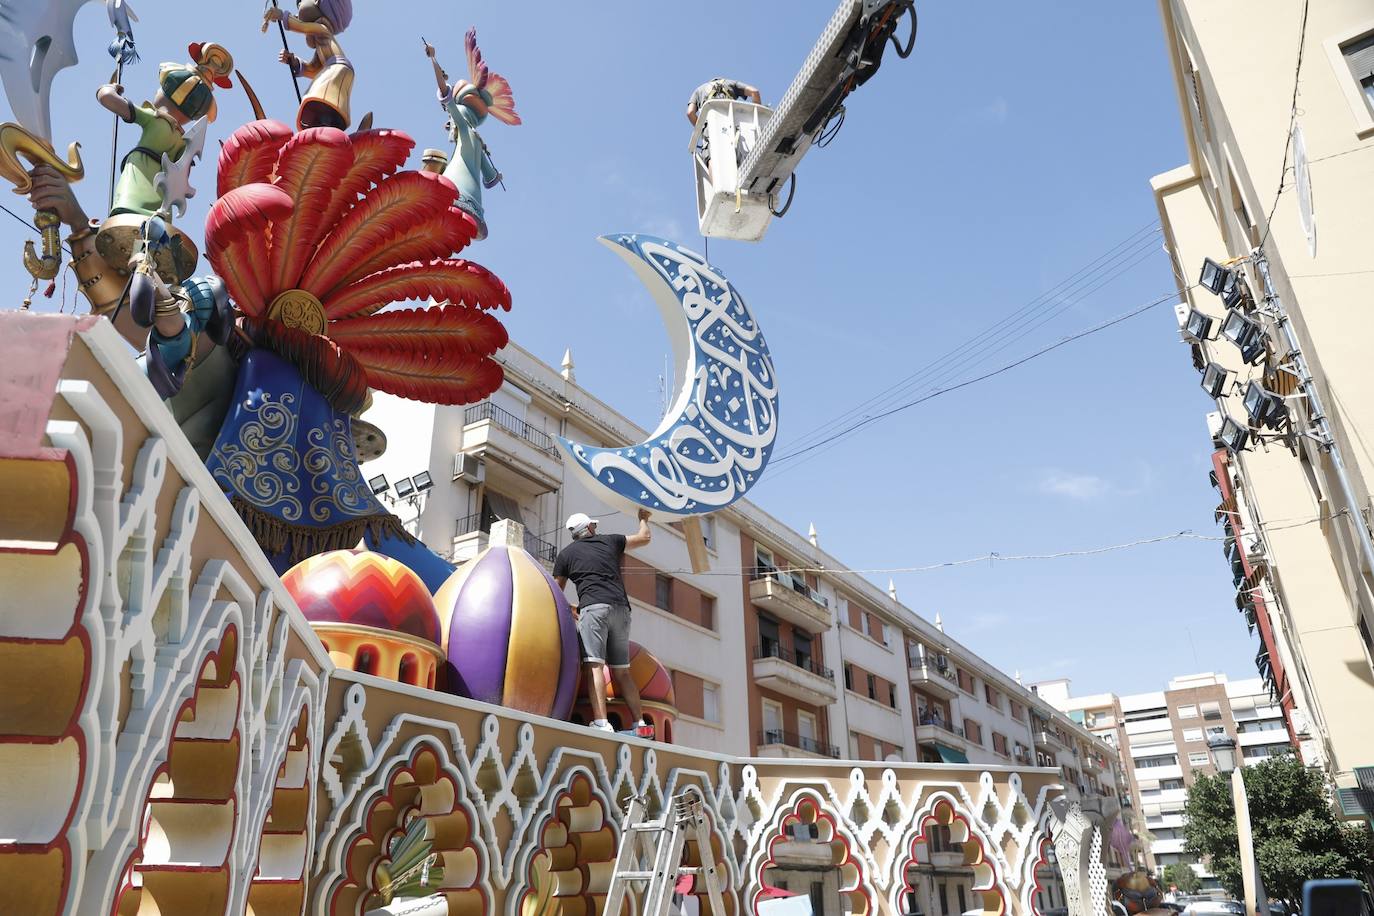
(4, 1, 1258, 696)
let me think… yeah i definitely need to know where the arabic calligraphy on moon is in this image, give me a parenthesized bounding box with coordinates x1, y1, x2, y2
(558, 234, 779, 515)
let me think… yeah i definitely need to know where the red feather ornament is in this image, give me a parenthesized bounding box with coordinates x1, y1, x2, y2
(355, 349, 504, 405)
(301, 171, 457, 298)
(267, 127, 355, 293)
(333, 207, 479, 289)
(322, 258, 511, 321)
(328, 304, 509, 359)
(205, 183, 294, 313)
(209, 129, 512, 409)
(216, 119, 294, 199)
(315, 129, 416, 234)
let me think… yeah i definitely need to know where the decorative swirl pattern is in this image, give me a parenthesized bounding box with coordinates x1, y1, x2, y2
(211, 392, 305, 521)
(558, 234, 778, 515)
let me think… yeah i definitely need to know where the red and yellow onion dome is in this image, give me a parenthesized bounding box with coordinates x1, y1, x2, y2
(283, 550, 444, 685)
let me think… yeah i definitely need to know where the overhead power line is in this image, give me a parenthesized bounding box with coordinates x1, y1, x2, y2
(1259, 0, 1310, 249)
(780, 221, 1163, 456)
(768, 287, 1181, 468)
(620, 509, 1339, 579)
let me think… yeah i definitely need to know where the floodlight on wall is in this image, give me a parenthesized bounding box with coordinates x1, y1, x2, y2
(1201, 362, 1231, 399)
(1243, 380, 1286, 429)
(1219, 416, 1250, 452)
(412, 470, 434, 493)
(1199, 258, 1231, 296)
(1182, 308, 1215, 343)
(1220, 311, 1266, 364)
(367, 474, 390, 496)
(394, 476, 417, 500)
(1220, 270, 1248, 309)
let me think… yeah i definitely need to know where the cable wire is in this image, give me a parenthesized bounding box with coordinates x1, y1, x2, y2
(1258, 0, 1310, 250)
(618, 509, 1339, 579)
(776, 222, 1162, 457)
(769, 287, 1181, 469)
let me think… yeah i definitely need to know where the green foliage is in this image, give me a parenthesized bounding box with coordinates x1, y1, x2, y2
(1162, 861, 1202, 894)
(1182, 754, 1374, 905)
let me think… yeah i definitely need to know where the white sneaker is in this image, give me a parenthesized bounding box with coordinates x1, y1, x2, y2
(589, 720, 615, 733)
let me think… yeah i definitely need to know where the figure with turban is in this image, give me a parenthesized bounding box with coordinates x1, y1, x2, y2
(265, 0, 355, 130)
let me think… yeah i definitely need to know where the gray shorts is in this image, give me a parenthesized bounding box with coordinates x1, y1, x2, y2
(578, 602, 631, 668)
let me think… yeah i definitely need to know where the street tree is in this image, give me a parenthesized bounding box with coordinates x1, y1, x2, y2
(1162, 862, 1201, 894)
(1182, 754, 1374, 906)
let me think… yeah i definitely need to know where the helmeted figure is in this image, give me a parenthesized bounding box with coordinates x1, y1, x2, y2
(424, 30, 520, 239)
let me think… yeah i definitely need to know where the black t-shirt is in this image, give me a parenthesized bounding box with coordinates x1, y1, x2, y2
(553, 533, 629, 608)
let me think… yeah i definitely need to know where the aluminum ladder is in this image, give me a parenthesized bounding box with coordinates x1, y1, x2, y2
(604, 787, 727, 915)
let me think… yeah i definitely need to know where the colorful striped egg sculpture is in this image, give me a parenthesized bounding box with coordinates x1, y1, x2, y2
(434, 543, 579, 719)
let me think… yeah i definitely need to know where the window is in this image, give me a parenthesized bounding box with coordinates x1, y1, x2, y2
(993, 732, 1009, 756)
(797, 710, 817, 744)
(964, 719, 982, 745)
(1182, 728, 1203, 743)
(354, 645, 378, 676)
(1188, 752, 1210, 766)
(1201, 701, 1223, 721)
(1341, 32, 1374, 114)
(957, 885, 968, 915)
(938, 883, 949, 916)
(699, 594, 716, 630)
(867, 673, 878, 701)
(859, 612, 871, 637)
(888, 684, 898, 709)
(702, 682, 720, 723)
(758, 614, 780, 658)
(699, 514, 716, 551)
(1161, 779, 1185, 790)
(755, 545, 776, 575)
(397, 653, 419, 686)
(1176, 705, 1198, 719)
(957, 668, 975, 694)
(762, 700, 782, 741)
(1133, 754, 1178, 768)
(794, 631, 813, 671)
(844, 664, 853, 691)
(654, 574, 673, 612)
(1010, 700, 1025, 721)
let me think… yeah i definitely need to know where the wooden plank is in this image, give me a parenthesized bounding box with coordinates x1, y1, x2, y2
(681, 517, 711, 574)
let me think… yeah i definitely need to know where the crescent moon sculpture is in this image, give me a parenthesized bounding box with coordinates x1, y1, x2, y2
(557, 234, 779, 516)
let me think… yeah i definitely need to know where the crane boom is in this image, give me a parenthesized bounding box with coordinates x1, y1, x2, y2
(738, 0, 914, 199)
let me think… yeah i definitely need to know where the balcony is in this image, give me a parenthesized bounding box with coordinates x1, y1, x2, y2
(459, 402, 562, 497)
(748, 572, 832, 634)
(752, 645, 838, 707)
(756, 729, 840, 759)
(1083, 753, 1107, 774)
(915, 721, 966, 749)
(928, 848, 966, 869)
(907, 658, 959, 699)
(453, 513, 558, 565)
(1034, 729, 1069, 754)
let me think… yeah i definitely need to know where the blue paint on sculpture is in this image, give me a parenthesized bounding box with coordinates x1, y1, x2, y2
(558, 234, 778, 515)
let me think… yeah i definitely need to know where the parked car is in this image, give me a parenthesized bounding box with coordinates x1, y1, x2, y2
(1181, 902, 1245, 916)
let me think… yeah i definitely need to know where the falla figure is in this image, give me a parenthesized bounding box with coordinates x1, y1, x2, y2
(263, 0, 355, 130)
(424, 29, 520, 239)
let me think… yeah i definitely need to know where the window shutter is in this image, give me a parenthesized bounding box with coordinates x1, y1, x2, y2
(1345, 33, 1374, 79)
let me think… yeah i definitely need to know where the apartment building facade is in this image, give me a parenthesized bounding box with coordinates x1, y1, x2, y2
(1150, 0, 1374, 818)
(358, 338, 1135, 911)
(1037, 673, 1292, 884)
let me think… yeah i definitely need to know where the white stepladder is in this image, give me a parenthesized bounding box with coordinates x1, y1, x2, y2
(604, 787, 728, 916)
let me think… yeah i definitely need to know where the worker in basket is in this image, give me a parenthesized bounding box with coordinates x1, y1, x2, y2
(685, 77, 762, 126)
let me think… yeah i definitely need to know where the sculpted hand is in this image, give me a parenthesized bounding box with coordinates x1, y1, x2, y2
(278, 49, 295, 65)
(26, 164, 89, 230)
(637, 508, 651, 522)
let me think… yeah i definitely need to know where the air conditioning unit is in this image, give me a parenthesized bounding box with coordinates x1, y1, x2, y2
(935, 654, 949, 672)
(453, 452, 485, 484)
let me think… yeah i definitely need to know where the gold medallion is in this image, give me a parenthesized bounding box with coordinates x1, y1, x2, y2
(268, 289, 327, 336)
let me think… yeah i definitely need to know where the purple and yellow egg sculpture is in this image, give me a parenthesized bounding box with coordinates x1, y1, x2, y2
(434, 543, 579, 719)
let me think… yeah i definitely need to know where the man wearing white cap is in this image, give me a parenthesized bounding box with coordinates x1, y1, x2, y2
(553, 508, 654, 735)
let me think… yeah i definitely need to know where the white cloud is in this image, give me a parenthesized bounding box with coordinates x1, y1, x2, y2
(971, 96, 1010, 125)
(1039, 470, 1112, 501)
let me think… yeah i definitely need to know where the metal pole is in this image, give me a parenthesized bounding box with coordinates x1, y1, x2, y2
(1252, 248, 1374, 623)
